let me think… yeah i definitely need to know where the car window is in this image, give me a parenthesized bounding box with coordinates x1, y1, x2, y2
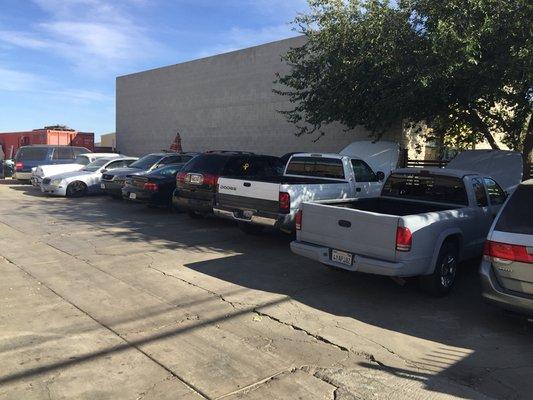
(472, 178, 488, 207)
(223, 156, 251, 176)
(382, 173, 468, 205)
(84, 158, 108, 172)
(285, 157, 345, 179)
(74, 155, 90, 165)
(54, 147, 74, 160)
(495, 184, 533, 234)
(153, 165, 181, 177)
(15, 147, 49, 161)
(351, 159, 378, 182)
(483, 178, 506, 205)
(107, 160, 133, 170)
(246, 157, 281, 177)
(73, 148, 88, 157)
(159, 155, 182, 166)
(129, 154, 163, 169)
(181, 154, 229, 174)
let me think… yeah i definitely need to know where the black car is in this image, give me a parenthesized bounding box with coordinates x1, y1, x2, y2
(172, 151, 282, 218)
(101, 152, 198, 198)
(122, 165, 183, 208)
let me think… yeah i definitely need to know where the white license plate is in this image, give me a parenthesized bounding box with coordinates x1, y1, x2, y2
(100, 183, 105, 189)
(331, 249, 353, 266)
(129, 192, 136, 200)
(189, 174, 202, 184)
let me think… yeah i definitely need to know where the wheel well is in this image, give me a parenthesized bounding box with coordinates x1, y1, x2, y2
(443, 234, 461, 252)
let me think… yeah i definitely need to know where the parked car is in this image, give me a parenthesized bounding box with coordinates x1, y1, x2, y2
(173, 151, 282, 218)
(40, 157, 137, 197)
(214, 141, 399, 233)
(291, 150, 523, 296)
(480, 179, 533, 316)
(13, 145, 91, 182)
(31, 153, 120, 187)
(101, 152, 197, 198)
(122, 164, 184, 208)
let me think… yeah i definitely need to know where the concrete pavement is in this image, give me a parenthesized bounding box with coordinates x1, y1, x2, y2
(0, 182, 531, 399)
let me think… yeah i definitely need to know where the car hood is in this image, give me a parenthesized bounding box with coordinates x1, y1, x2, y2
(36, 163, 84, 177)
(49, 170, 96, 181)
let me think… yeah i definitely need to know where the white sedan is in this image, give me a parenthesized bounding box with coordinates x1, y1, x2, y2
(31, 153, 121, 187)
(41, 157, 138, 197)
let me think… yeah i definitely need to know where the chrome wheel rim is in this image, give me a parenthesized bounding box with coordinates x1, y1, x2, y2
(440, 254, 457, 288)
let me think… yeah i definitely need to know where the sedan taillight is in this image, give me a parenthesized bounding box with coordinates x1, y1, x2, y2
(15, 162, 24, 171)
(143, 182, 158, 191)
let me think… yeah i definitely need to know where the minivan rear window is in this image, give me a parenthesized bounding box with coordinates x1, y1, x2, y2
(495, 185, 533, 234)
(286, 157, 345, 179)
(16, 147, 49, 161)
(382, 173, 468, 205)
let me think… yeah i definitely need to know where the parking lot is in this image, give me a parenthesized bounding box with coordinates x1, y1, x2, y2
(0, 182, 531, 400)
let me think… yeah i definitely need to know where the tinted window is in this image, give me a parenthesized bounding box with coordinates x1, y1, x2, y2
(495, 185, 533, 234)
(181, 154, 229, 174)
(129, 154, 163, 169)
(159, 155, 183, 165)
(223, 156, 252, 176)
(247, 157, 282, 177)
(286, 157, 345, 179)
(15, 147, 49, 161)
(472, 178, 488, 207)
(55, 147, 74, 160)
(382, 173, 468, 205)
(484, 178, 506, 205)
(74, 155, 90, 165)
(351, 159, 378, 182)
(153, 165, 181, 177)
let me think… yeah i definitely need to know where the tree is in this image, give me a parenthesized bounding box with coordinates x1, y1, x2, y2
(276, 0, 533, 178)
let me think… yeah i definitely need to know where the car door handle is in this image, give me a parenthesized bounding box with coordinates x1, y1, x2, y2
(338, 220, 351, 228)
(243, 182, 251, 187)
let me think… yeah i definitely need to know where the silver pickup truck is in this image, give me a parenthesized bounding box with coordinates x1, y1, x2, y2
(291, 150, 523, 296)
(214, 141, 399, 233)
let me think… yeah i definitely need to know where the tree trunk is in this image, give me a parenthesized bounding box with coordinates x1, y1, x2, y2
(473, 110, 500, 150)
(522, 116, 533, 181)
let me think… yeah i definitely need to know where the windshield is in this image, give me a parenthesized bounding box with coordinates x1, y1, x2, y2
(382, 173, 468, 205)
(74, 155, 90, 165)
(152, 165, 182, 177)
(129, 154, 163, 170)
(83, 158, 108, 172)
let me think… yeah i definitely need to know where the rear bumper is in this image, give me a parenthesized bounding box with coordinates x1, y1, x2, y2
(40, 183, 67, 196)
(122, 187, 160, 204)
(290, 241, 428, 277)
(13, 172, 32, 181)
(101, 180, 123, 196)
(480, 260, 533, 316)
(213, 206, 294, 232)
(172, 192, 214, 214)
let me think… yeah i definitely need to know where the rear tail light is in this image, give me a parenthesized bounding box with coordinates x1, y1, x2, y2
(295, 209, 302, 230)
(279, 192, 290, 214)
(395, 227, 412, 252)
(15, 162, 23, 171)
(143, 182, 159, 191)
(176, 172, 187, 184)
(484, 240, 533, 264)
(202, 174, 219, 187)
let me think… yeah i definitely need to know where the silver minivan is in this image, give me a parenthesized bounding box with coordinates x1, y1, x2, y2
(480, 179, 533, 316)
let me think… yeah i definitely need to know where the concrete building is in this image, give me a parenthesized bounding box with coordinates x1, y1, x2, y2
(95, 132, 116, 149)
(116, 36, 401, 156)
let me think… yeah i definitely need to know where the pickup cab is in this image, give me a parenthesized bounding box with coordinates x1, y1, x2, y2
(291, 151, 523, 296)
(214, 141, 399, 233)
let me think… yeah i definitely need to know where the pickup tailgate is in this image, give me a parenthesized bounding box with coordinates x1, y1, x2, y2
(217, 177, 280, 212)
(299, 202, 400, 261)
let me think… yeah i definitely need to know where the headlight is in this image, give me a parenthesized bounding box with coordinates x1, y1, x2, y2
(51, 178, 63, 186)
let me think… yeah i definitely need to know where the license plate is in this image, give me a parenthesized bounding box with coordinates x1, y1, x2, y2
(100, 183, 105, 189)
(331, 249, 353, 266)
(129, 192, 136, 200)
(189, 174, 202, 184)
(242, 210, 254, 219)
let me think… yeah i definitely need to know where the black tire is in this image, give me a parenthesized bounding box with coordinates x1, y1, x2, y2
(66, 181, 87, 198)
(238, 222, 264, 235)
(420, 241, 459, 297)
(188, 210, 204, 219)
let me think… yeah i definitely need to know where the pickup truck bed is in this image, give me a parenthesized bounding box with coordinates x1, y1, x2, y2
(327, 197, 461, 215)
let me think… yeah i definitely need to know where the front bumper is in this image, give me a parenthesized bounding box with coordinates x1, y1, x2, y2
(213, 206, 294, 232)
(480, 260, 533, 316)
(290, 241, 429, 277)
(13, 171, 32, 181)
(40, 183, 67, 196)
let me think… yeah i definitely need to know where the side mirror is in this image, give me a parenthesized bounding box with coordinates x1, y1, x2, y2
(100, 168, 108, 173)
(376, 171, 385, 181)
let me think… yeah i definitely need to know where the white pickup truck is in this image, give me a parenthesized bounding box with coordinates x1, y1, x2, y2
(214, 141, 400, 233)
(290, 150, 523, 296)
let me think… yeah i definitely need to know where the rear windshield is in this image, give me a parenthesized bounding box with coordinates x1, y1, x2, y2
(285, 157, 345, 179)
(495, 185, 533, 234)
(181, 154, 229, 174)
(382, 173, 468, 205)
(129, 154, 163, 170)
(15, 147, 49, 161)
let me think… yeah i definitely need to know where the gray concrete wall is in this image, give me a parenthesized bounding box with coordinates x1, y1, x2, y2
(116, 36, 401, 157)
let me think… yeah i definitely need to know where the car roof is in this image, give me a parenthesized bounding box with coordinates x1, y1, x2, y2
(19, 144, 89, 149)
(83, 153, 119, 157)
(392, 167, 483, 178)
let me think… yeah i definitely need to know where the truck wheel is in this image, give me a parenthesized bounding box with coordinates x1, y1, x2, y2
(66, 181, 87, 198)
(420, 241, 459, 297)
(238, 222, 264, 235)
(188, 210, 204, 219)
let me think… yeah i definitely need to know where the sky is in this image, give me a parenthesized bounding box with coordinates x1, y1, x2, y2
(0, 0, 308, 140)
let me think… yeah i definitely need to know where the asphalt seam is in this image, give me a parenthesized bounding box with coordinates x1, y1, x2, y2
(1, 254, 210, 400)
